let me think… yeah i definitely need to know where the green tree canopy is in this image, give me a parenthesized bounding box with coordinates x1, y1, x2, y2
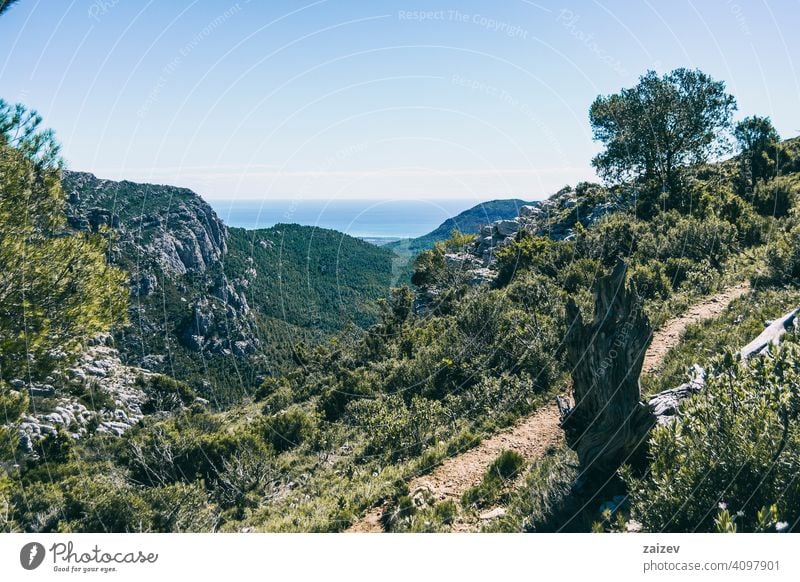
(734, 115, 780, 189)
(590, 68, 737, 211)
(0, 100, 127, 385)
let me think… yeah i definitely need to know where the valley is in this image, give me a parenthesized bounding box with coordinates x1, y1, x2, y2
(3, 68, 800, 535)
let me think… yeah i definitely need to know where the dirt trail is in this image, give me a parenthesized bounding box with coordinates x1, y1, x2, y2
(346, 283, 750, 532)
(641, 282, 750, 374)
(346, 404, 562, 533)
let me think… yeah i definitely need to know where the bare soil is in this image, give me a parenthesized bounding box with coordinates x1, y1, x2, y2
(641, 282, 750, 374)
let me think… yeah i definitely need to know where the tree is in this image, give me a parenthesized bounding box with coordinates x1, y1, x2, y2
(590, 69, 737, 213)
(0, 100, 127, 385)
(734, 115, 780, 190)
(0, 1, 20, 17)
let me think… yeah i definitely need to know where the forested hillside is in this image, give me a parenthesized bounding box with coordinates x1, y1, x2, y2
(226, 224, 396, 333)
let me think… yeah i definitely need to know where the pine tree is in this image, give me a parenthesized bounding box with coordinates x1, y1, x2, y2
(0, 100, 127, 442)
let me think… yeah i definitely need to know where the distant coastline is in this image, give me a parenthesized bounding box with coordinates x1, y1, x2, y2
(205, 198, 477, 240)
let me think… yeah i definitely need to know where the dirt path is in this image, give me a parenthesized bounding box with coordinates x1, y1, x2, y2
(346, 283, 750, 532)
(346, 404, 562, 533)
(641, 282, 750, 374)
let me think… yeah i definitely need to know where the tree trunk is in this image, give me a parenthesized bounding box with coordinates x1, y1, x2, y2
(559, 261, 655, 491)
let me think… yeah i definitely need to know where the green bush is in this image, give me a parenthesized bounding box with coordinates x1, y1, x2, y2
(0, 385, 28, 421)
(126, 413, 269, 485)
(262, 406, 317, 453)
(752, 174, 799, 217)
(462, 449, 525, 509)
(628, 261, 672, 300)
(625, 344, 800, 532)
(319, 369, 376, 421)
(139, 374, 196, 414)
(484, 446, 579, 532)
(495, 233, 572, 286)
(764, 220, 800, 284)
(347, 395, 444, 461)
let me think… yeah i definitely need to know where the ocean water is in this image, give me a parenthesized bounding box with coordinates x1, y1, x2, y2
(206, 198, 472, 239)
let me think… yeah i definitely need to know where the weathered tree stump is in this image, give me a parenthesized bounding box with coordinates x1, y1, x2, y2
(559, 261, 655, 490)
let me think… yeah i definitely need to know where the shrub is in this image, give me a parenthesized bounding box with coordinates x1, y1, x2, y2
(484, 446, 579, 532)
(628, 261, 671, 300)
(625, 344, 800, 532)
(347, 395, 444, 461)
(490, 450, 525, 481)
(462, 449, 525, 509)
(764, 221, 800, 284)
(126, 413, 268, 485)
(5, 466, 169, 533)
(144, 482, 219, 532)
(262, 406, 317, 453)
(319, 369, 376, 421)
(752, 174, 799, 217)
(433, 499, 458, 526)
(560, 258, 601, 293)
(139, 374, 196, 414)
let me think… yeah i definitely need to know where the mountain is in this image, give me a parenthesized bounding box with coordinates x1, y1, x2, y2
(62, 171, 396, 403)
(383, 198, 533, 255)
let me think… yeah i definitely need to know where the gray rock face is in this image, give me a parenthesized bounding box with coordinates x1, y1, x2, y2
(6, 337, 153, 454)
(494, 219, 519, 237)
(519, 204, 541, 218)
(444, 252, 484, 271)
(62, 171, 259, 364)
(9, 338, 154, 455)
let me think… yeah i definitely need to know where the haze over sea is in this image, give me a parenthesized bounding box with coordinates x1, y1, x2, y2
(207, 198, 478, 240)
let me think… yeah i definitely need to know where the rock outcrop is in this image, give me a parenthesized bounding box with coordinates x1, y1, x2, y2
(62, 172, 259, 370)
(438, 183, 633, 287)
(13, 334, 152, 455)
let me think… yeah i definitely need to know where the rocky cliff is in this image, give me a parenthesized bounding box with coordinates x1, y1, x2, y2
(62, 172, 259, 388)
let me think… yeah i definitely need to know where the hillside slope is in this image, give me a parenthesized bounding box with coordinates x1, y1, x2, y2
(226, 224, 397, 333)
(384, 198, 532, 255)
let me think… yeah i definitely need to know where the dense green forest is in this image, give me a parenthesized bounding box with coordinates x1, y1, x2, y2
(2, 68, 800, 533)
(226, 224, 396, 333)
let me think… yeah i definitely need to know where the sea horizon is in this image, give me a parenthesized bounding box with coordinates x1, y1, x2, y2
(206, 198, 487, 240)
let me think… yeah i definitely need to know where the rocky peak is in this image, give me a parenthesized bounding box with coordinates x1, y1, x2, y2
(63, 171, 227, 277)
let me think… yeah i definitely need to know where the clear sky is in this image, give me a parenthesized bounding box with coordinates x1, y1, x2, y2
(1, 0, 798, 203)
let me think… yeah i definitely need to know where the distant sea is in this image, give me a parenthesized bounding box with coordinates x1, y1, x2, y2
(206, 198, 473, 241)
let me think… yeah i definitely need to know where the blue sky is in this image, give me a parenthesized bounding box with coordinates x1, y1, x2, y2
(1, 0, 798, 203)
